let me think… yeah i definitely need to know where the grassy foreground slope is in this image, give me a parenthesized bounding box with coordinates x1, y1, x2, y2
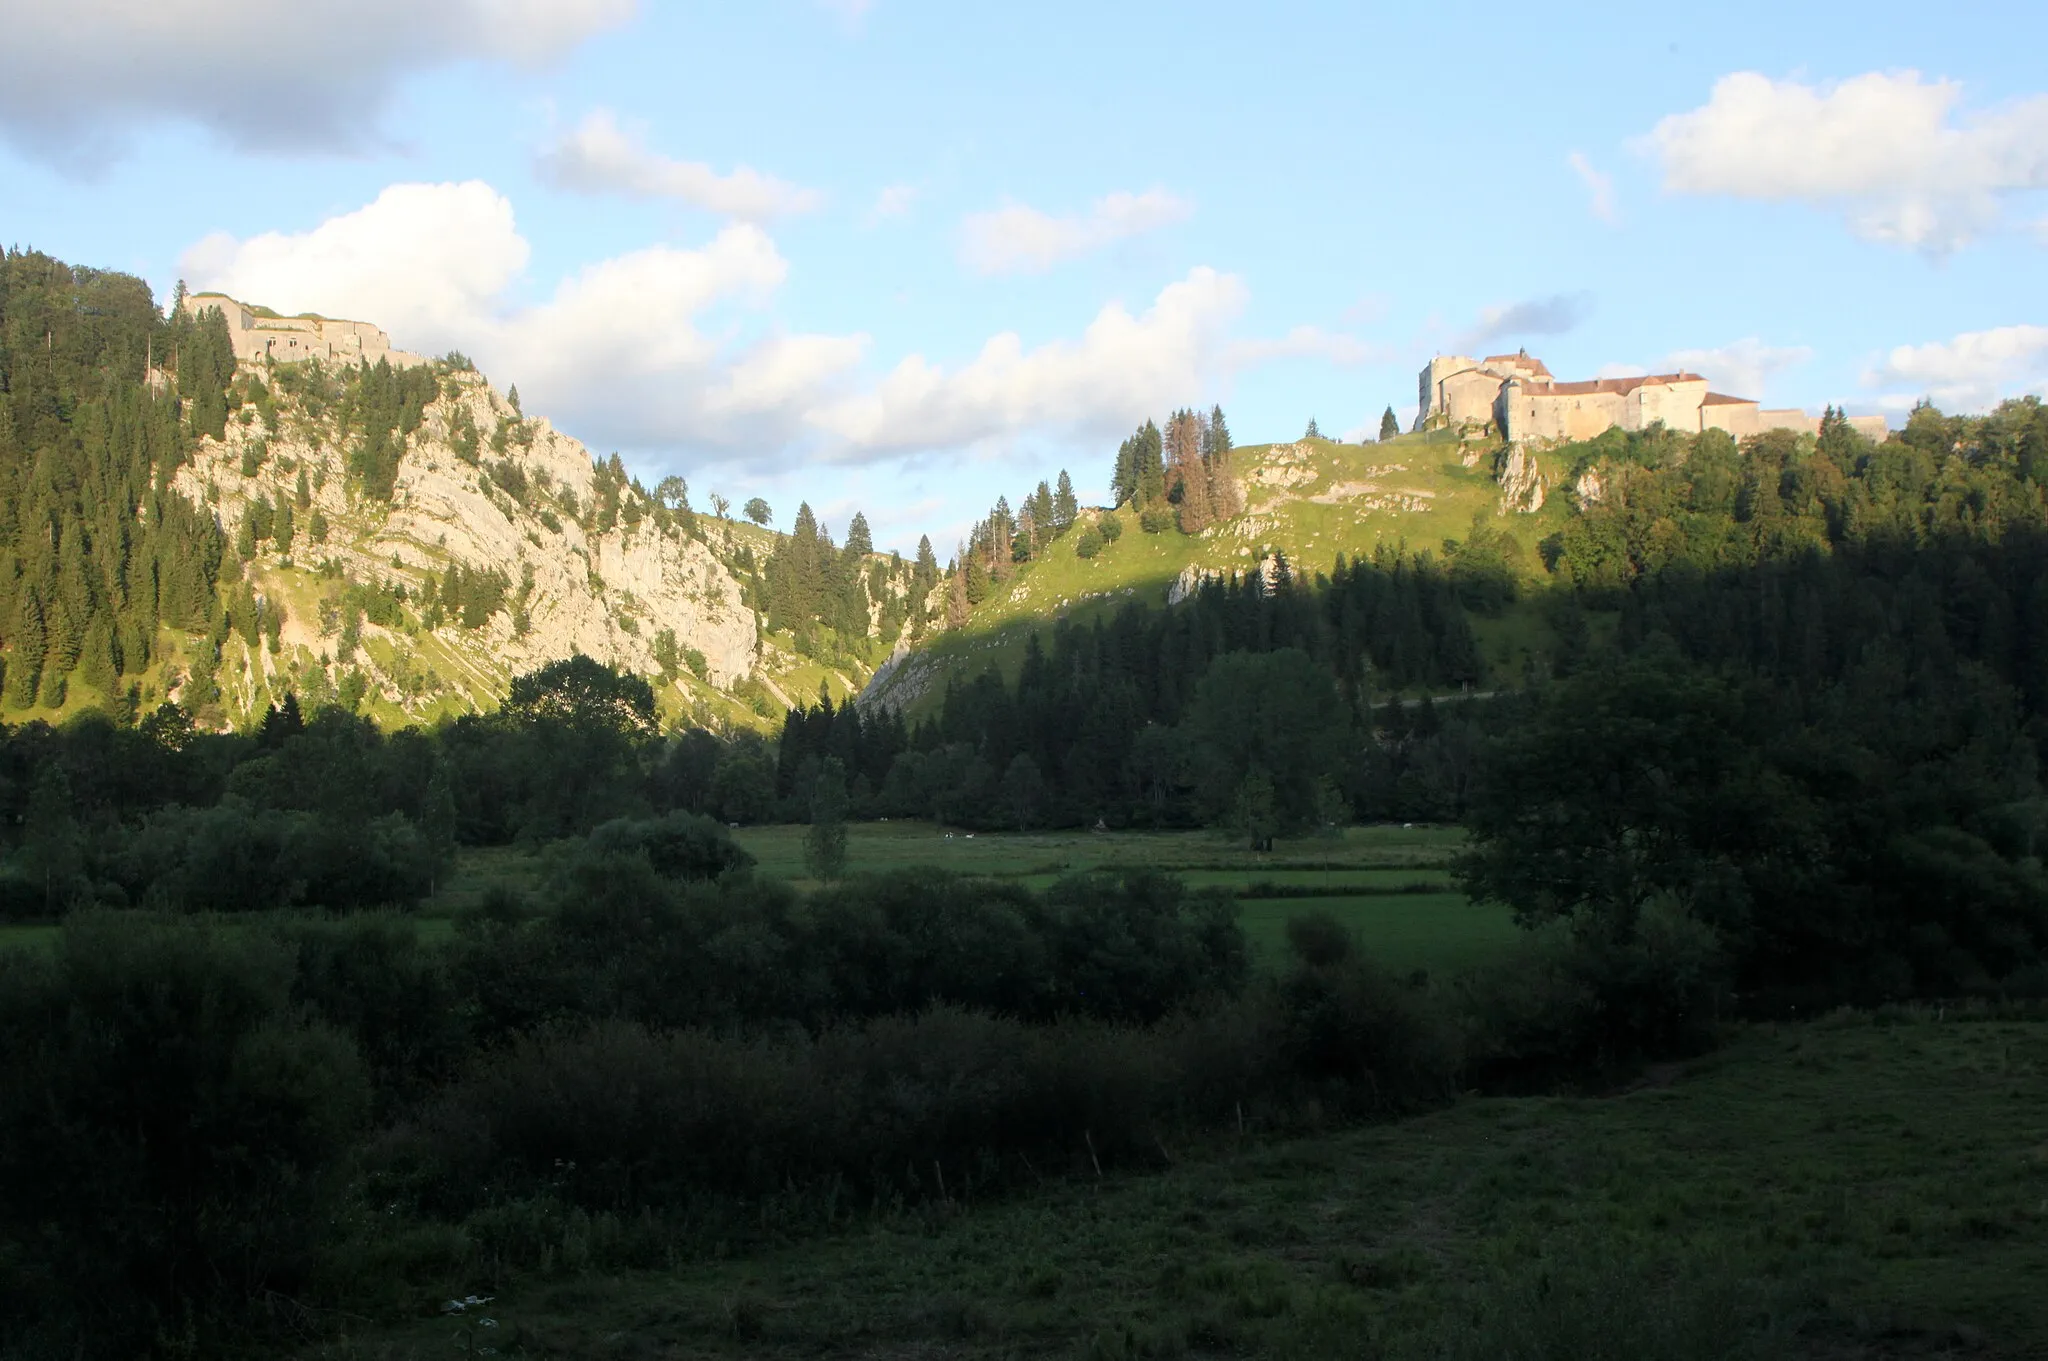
(328, 1011, 2048, 1360)
(867, 430, 1566, 718)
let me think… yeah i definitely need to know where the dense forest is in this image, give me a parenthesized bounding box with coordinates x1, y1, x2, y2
(0, 254, 235, 712)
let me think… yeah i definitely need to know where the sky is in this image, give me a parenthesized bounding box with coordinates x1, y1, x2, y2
(3, 0, 2046, 553)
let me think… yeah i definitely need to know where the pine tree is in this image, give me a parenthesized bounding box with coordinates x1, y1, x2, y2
(947, 557, 970, 628)
(295, 465, 312, 508)
(309, 505, 329, 544)
(1206, 429, 1243, 520)
(845, 511, 873, 557)
(1379, 406, 1401, 442)
(1305, 417, 1322, 440)
(1053, 470, 1078, 533)
(804, 755, 850, 880)
(1167, 408, 1210, 533)
(1135, 419, 1166, 506)
(1209, 404, 1233, 456)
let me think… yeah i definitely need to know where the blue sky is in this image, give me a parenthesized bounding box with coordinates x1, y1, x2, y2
(4, 0, 2045, 551)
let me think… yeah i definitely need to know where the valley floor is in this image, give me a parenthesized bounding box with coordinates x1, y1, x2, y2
(314, 1011, 2048, 1359)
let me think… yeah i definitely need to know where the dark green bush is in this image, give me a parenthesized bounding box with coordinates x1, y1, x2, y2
(0, 913, 369, 1357)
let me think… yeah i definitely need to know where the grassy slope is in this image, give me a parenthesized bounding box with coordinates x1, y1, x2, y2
(329, 1011, 2048, 1359)
(871, 431, 1569, 719)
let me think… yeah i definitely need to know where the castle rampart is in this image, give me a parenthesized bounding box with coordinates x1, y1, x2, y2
(180, 293, 428, 369)
(1417, 350, 1885, 445)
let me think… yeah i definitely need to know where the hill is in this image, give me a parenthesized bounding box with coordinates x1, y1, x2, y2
(0, 253, 933, 734)
(863, 428, 1567, 717)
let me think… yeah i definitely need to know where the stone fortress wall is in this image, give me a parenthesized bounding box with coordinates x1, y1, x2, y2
(180, 292, 429, 369)
(1418, 350, 1886, 445)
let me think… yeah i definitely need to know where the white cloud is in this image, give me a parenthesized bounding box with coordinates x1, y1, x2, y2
(1227, 326, 1391, 369)
(867, 183, 920, 224)
(1639, 70, 2048, 253)
(1863, 325, 2048, 411)
(181, 182, 1264, 470)
(1664, 338, 1813, 400)
(960, 189, 1193, 275)
(0, 0, 635, 161)
(810, 268, 1249, 455)
(534, 109, 824, 219)
(1455, 292, 1595, 352)
(180, 181, 532, 354)
(1567, 151, 1618, 224)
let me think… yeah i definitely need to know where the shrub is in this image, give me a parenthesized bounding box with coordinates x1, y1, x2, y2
(1074, 529, 1103, 559)
(1098, 512, 1123, 542)
(0, 914, 370, 1356)
(1461, 903, 1729, 1086)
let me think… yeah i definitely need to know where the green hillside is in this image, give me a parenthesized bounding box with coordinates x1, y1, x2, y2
(867, 428, 1566, 716)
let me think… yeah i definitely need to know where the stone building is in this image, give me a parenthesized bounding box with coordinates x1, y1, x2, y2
(1417, 350, 1885, 445)
(180, 292, 428, 368)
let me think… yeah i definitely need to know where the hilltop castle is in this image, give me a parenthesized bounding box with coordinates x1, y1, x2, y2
(179, 292, 429, 369)
(1417, 351, 1884, 445)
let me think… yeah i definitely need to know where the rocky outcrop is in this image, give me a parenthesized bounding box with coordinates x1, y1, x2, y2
(1497, 446, 1546, 513)
(174, 365, 760, 716)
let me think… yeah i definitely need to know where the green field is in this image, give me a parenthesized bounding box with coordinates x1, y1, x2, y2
(332, 1010, 2048, 1359)
(726, 821, 1497, 972)
(0, 823, 1504, 974)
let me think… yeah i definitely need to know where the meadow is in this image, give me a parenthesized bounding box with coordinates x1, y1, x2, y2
(724, 821, 1505, 974)
(319, 1008, 2048, 1360)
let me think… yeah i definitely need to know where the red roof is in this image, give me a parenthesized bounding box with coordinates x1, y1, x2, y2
(1519, 372, 1702, 397)
(1701, 391, 1757, 406)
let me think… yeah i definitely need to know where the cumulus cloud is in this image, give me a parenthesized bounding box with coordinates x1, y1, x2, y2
(1863, 325, 2048, 411)
(1664, 338, 1814, 400)
(534, 109, 824, 219)
(1639, 70, 2048, 253)
(0, 0, 635, 162)
(1455, 291, 1595, 352)
(180, 181, 1268, 470)
(960, 190, 1193, 274)
(1567, 151, 1618, 224)
(810, 268, 1248, 456)
(181, 182, 532, 354)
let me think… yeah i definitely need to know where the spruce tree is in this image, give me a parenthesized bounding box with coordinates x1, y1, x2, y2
(1379, 406, 1401, 442)
(1135, 419, 1166, 506)
(1168, 409, 1211, 533)
(804, 756, 850, 880)
(1305, 417, 1322, 440)
(1053, 471, 1078, 533)
(845, 511, 873, 557)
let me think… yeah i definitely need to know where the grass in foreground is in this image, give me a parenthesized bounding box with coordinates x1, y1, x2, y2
(317, 1011, 2048, 1359)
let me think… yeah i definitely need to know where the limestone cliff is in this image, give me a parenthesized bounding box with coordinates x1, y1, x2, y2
(169, 360, 907, 730)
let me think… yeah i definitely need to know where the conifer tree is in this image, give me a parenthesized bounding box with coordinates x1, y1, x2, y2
(1053, 470, 1078, 533)
(1167, 408, 1211, 533)
(1380, 406, 1401, 442)
(845, 511, 873, 557)
(1135, 419, 1166, 506)
(947, 556, 971, 628)
(1305, 417, 1322, 440)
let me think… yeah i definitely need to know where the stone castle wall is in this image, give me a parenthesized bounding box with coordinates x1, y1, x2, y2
(181, 293, 429, 369)
(1420, 352, 1887, 446)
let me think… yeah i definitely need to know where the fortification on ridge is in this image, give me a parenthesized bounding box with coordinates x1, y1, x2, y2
(1417, 350, 1885, 445)
(179, 292, 429, 369)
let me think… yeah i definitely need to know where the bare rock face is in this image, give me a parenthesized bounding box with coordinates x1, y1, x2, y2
(1497, 446, 1547, 513)
(1572, 466, 1607, 508)
(174, 366, 758, 714)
